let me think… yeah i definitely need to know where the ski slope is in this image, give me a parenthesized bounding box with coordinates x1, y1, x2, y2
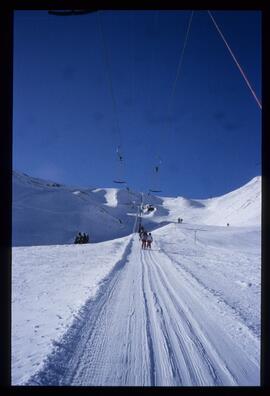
(12, 171, 261, 386)
(13, 224, 260, 386)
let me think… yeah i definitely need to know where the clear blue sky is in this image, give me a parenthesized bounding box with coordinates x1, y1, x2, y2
(13, 10, 261, 198)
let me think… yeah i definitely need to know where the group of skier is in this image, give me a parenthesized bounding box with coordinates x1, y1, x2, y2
(74, 232, 89, 244)
(138, 225, 153, 249)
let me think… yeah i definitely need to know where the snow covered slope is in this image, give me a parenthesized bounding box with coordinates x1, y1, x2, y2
(12, 236, 131, 385)
(12, 171, 261, 246)
(12, 225, 260, 386)
(160, 176, 261, 227)
(12, 171, 141, 246)
(12, 171, 261, 386)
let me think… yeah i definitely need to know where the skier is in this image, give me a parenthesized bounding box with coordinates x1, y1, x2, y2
(146, 233, 153, 249)
(178, 217, 180, 223)
(139, 225, 144, 240)
(141, 231, 148, 249)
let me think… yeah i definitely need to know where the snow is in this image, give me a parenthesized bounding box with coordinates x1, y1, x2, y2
(104, 188, 118, 207)
(12, 171, 261, 386)
(12, 171, 261, 246)
(12, 237, 131, 385)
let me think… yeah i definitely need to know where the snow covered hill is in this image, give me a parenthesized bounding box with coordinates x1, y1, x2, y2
(12, 171, 261, 246)
(12, 171, 140, 246)
(12, 171, 261, 386)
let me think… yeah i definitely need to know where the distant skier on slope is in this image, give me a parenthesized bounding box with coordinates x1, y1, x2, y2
(146, 233, 153, 249)
(141, 231, 148, 249)
(139, 225, 144, 240)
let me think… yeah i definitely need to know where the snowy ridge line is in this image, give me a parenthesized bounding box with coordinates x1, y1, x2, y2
(157, 246, 260, 363)
(13, 171, 261, 246)
(25, 236, 134, 386)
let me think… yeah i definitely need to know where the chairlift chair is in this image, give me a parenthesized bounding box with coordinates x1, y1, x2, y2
(149, 157, 162, 193)
(113, 145, 126, 184)
(149, 189, 162, 193)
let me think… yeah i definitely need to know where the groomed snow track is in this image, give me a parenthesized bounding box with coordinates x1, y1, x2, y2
(27, 235, 259, 386)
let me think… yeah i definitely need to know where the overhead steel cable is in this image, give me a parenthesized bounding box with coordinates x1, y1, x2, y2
(163, 11, 194, 149)
(149, 11, 194, 194)
(97, 11, 122, 144)
(97, 11, 126, 184)
(207, 10, 262, 111)
(167, 10, 194, 118)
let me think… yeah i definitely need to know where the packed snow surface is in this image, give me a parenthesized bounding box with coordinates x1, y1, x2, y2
(12, 172, 261, 386)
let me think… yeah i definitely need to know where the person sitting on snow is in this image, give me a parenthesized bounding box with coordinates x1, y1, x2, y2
(74, 232, 83, 244)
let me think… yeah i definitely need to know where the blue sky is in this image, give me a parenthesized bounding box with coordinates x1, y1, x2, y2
(13, 10, 261, 198)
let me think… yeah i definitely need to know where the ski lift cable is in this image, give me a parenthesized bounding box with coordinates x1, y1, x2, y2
(159, 12, 193, 166)
(49, 9, 127, 184)
(97, 11, 123, 147)
(167, 11, 194, 117)
(98, 11, 127, 184)
(207, 10, 262, 111)
(149, 11, 194, 194)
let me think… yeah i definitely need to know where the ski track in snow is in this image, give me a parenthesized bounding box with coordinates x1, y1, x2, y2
(27, 236, 259, 386)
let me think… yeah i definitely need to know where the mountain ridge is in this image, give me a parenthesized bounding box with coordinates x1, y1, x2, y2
(12, 171, 261, 246)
